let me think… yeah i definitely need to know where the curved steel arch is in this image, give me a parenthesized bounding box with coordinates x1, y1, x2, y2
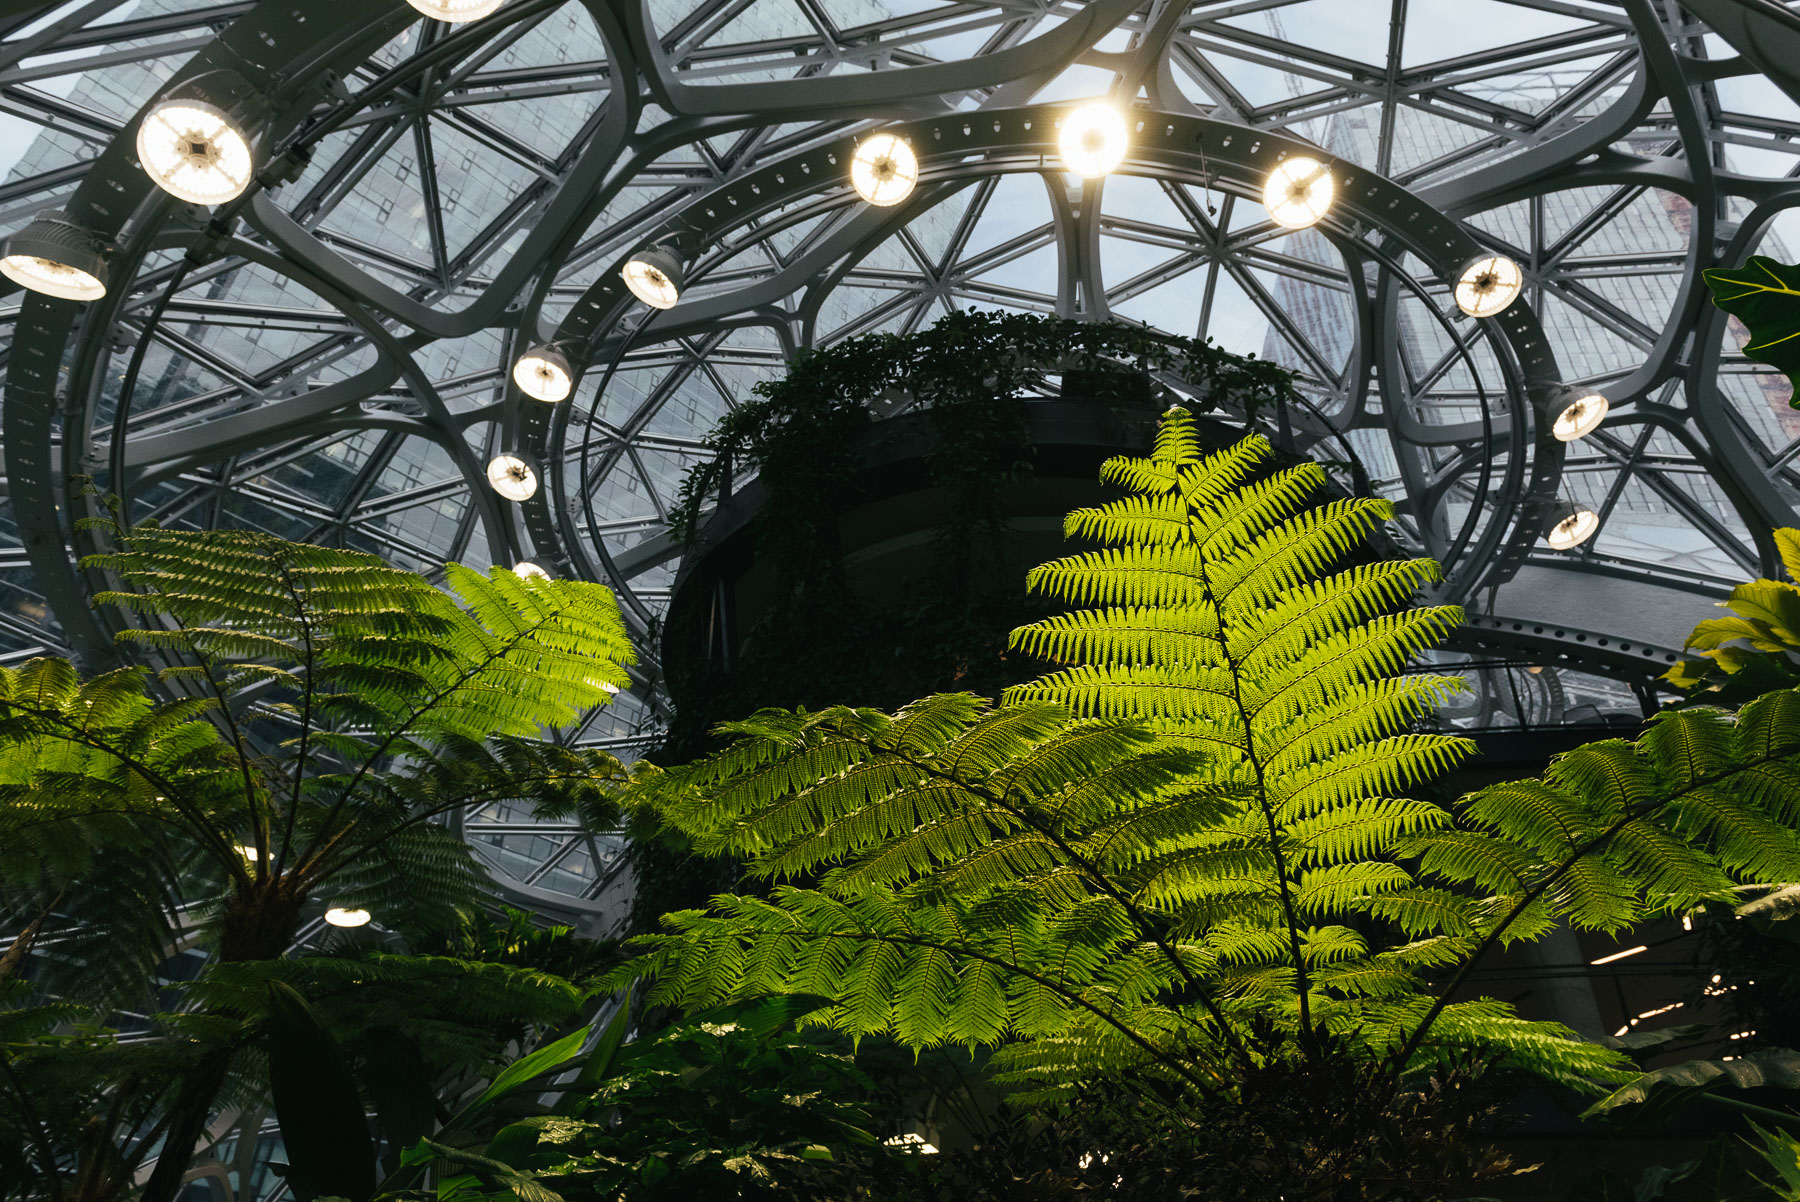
(519, 103, 1570, 606)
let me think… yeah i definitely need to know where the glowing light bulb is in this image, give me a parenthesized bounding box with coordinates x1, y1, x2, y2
(136, 98, 254, 205)
(0, 213, 108, 301)
(1552, 392, 1608, 442)
(324, 907, 371, 928)
(1263, 157, 1334, 229)
(1544, 502, 1599, 551)
(1453, 254, 1523, 318)
(1057, 102, 1128, 179)
(622, 246, 684, 310)
(405, 0, 506, 20)
(513, 344, 574, 403)
(487, 454, 538, 502)
(851, 133, 919, 206)
(513, 560, 551, 580)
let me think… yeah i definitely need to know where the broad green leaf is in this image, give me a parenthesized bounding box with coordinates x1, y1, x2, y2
(470, 1028, 588, 1110)
(1582, 1048, 1800, 1122)
(1748, 1123, 1800, 1200)
(264, 982, 378, 1202)
(1705, 257, 1800, 407)
(1778, 529, 1800, 584)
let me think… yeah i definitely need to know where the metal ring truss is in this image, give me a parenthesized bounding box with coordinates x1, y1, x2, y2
(8, 0, 1800, 902)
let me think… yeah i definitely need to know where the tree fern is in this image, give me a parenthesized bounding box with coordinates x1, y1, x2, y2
(0, 523, 636, 1202)
(616, 409, 1800, 1135)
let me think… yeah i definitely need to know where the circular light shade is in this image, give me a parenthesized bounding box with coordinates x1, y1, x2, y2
(851, 133, 919, 206)
(512, 560, 551, 580)
(405, 0, 506, 21)
(136, 97, 255, 205)
(1262, 156, 1334, 230)
(1453, 254, 1524, 318)
(0, 211, 108, 301)
(1552, 391, 1609, 442)
(1544, 502, 1600, 551)
(621, 246, 685, 310)
(513, 344, 574, 403)
(324, 907, 371, 928)
(487, 454, 538, 502)
(1057, 101, 1129, 178)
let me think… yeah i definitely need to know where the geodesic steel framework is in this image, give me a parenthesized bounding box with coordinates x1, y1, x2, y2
(6, 0, 1800, 904)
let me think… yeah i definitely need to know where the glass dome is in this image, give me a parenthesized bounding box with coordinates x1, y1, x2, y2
(4, 0, 1799, 902)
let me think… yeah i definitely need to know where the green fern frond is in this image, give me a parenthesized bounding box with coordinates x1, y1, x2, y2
(615, 409, 1800, 1120)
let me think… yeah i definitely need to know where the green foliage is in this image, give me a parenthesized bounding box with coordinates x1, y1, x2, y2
(669, 311, 1301, 541)
(1664, 528, 1800, 703)
(1748, 1122, 1800, 1200)
(0, 525, 636, 1202)
(1559, 1136, 1765, 1202)
(1705, 258, 1800, 408)
(266, 981, 378, 1202)
(1582, 1047, 1800, 1128)
(387, 998, 900, 1202)
(986, 1047, 1520, 1202)
(612, 412, 1800, 1190)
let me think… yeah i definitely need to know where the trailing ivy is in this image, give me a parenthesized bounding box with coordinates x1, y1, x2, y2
(669, 310, 1302, 543)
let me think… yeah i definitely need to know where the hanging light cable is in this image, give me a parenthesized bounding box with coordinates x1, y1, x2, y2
(0, 210, 109, 300)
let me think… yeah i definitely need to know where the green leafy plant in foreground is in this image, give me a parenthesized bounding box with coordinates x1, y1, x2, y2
(1664, 527, 1800, 704)
(609, 411, 1800, 1191)
(0, 525, 635, 1202)
(374, 996, 907, 1202)
(1705, 257, 1800, 408)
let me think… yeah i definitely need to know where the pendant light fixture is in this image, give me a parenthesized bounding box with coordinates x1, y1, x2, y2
(405, 0, 506, 21)
(1262, 156, 1334, 230)
(621, 245, 685, 310)
(1453, 253, 1524, 318)
(1550, 390, 1609, 443)
(851, 132, 919, 207)
(512, 343, 576, 403)
(1543, 500, 1599, 550)
(487, 454, 538, 502)
(0, 210, 109, 300)
(512, 560, 551, 579)
(136, 72, 262, 205)
(324, 906, 372, 928)
(1057, 101, 1129, 179)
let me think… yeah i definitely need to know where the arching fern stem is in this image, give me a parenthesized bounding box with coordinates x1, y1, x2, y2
(1384, 733, 1800, 1090)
